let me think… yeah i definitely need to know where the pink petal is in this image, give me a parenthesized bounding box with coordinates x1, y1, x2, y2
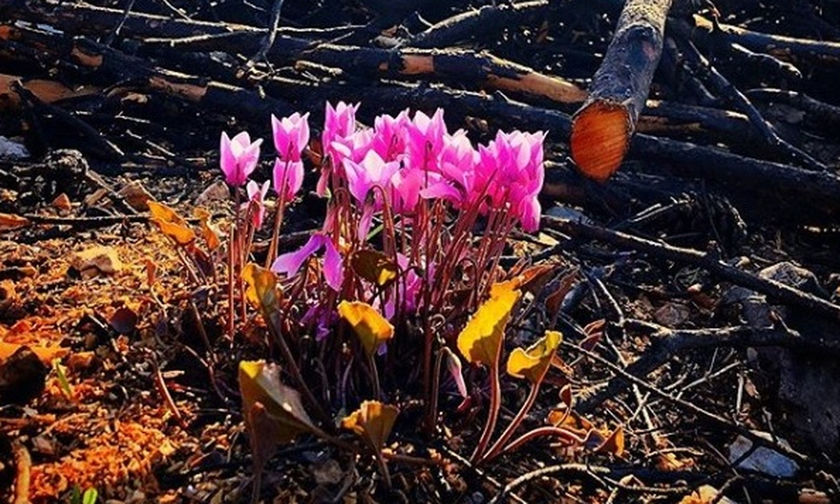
(271, 234, 325, 276)
(219, 131, 238, 186)
(519, 197, 541, 232)
(446, 350, 468, 399)
(357, 204, 375, 242)
(273, 158, 304, 200)
(322, 238, 344, 291)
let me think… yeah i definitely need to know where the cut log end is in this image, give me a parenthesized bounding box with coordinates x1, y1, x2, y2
(570, 102, 631, 182)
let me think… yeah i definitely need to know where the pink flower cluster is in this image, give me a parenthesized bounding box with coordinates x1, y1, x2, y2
(217, 102, 546, 336)
(219, 113, 310, 227)
(317, 103, 546, 232)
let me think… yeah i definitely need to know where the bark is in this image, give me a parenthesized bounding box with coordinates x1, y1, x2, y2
(690, 14, 840, 66)
(570, 0, 673, 182)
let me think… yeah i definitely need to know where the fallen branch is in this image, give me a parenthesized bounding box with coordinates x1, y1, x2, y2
(570, 0, 673, 181)
(294, 45, 586, 104)
(488, 463, 695, 504)
(689, 14, 840, 66)
(575, 319, 840, 414)
(745, 88, 840, 129)
(672, 27, 826, 171)
(407, 0, 550, 48)
(542, 215, 840, 322)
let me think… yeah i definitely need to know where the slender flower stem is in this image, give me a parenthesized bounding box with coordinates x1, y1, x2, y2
(471, 355, 501, 463)
(481, 381, 540, 463)
(498, 426, 584, 458)
(265, 192, 288, 268)
(235, 189, 248, 325)
(367, 352, 381, 401)
(265, 311, 332, 425)
(266, 158, 291, 268)
(374, 448, 393, 489)
(227, 192, 237, 341)
(425, 346, 444, 433)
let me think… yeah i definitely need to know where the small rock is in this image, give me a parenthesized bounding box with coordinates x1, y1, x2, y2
(0, 346, 48, 405)
(654, 302, 691, 326)
(758, 261, 824, 296)
(71, 246, 123, 279)
(0, 136, 30, 160)
(51, 193, 72, 211)
(109, 307, 138, 334)
(117, 180, 154, 211)
(310, 459, 343, 485)
(546, 204, 593, 224)
(195, 181, 230, 207)
(728, 432, 799, 478)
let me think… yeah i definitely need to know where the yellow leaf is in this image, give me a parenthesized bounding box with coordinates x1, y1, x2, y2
(194, 208, 221, 251)
(679, 485, 727, 504)
(148, 200, 195, 245)
(350, 250, 398, 287)
(506, 330, 562, 383)
(338, 301, 394, 357)
(0, 213, 29, 230)
(242, 263, 282, 314)
(0, 342, 68, 364)
(511, 264, 556, 293)
(238, 360, 315, 444)
(595, 425, 625, 457)
(456, 282, 520, 366)
(341, 400, 398, 451)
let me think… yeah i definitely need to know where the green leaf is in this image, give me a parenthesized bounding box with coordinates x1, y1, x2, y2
(52, 357, 73, 400)
(82, 488, 99, 504)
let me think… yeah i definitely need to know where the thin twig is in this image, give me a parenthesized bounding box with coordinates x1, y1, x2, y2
(542, 216, 840, 322)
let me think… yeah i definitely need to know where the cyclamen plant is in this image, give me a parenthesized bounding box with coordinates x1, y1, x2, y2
(221, 102, 546, 338)
(169, 102, 626, 498)
(147, 102, 624, 498)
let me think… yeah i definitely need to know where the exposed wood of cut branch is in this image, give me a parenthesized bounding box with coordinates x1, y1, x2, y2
(296, 45, 586, 105)
(570, 0, 673, 182)
(0, 73, 99, 110)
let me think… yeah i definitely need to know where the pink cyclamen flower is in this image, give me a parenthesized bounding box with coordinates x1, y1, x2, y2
(371, 110, 409, 161)
(271, 112, 310, 162)
(273, 158, 304, 201)
(244, 180, 270, 228)
(405, 109, 446, 170)
(317, 101, 360, 197)
(344, 150, 400, 205)
(421, 130, 478, 206)
(271, 233, 344, 291)
(220, 131, 262, 187)
(476, 129, 545, 231)
(322, 101, 359, 162)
